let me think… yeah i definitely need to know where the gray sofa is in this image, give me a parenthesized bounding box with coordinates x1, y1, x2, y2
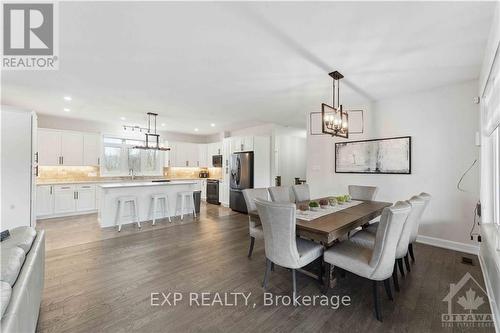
(1, 227, 45, 333)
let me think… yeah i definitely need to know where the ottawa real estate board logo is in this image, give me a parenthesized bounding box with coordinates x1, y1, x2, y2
(2, 2, 58, 70)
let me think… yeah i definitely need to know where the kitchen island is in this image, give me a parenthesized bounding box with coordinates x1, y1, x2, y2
(98, 181, 196, 228)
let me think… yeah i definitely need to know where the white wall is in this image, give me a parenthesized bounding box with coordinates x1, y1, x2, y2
(307, 80, 480, 247)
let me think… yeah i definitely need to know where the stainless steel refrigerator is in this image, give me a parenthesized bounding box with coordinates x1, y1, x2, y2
(229, 151, 254, 213)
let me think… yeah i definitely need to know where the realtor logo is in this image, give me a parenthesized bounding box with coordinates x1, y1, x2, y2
(2, 2, 58, 70)
(442, 272, 493, 328)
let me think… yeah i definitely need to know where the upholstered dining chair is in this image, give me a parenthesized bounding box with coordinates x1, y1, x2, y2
(242, 188, 270, 258)
(254, 198, 324, 299)
(408, 192, 432, 262)
(292, 184, 310, 202)
(350, 196, 426, 291)
(268, 186, 294, 203)
(348, 185, 379, 201)
(323, 201, 411, 321)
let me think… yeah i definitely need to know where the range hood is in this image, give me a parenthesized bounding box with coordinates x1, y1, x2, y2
(124, 112, 170, 151)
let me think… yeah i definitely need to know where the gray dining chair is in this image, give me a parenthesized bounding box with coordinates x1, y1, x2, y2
(268, 186, 294, 203)
(242, 188, 270, 258)
(292, 184, 310, 202)
(254, 198, 324, 299)
(350, 196, 426, 291)
(348, 185, 379, 201)
(408, 192, 431, 262)
(323, 201, 411, 321)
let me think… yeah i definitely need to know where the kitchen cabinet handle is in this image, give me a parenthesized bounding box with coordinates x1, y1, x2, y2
(61, 186, 71, 189)
(61, 156, 64, 165)
(50, 186, 53, 195)
(73, 191, 76, 199)
(35, 165, 39, 177)
(186, 161, 188, 167)
(241, 144, 243, 151)
(97, 157, 100, 165)
(77, 192, 79, 199)
(197, 161, 199, 167)
(34, 152, 38, 163)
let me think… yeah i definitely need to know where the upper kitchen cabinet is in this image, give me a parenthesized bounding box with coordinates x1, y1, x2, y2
(38, 129, 101, 166)
(198, 144, 208, 167)
(230, 136, 254, 153)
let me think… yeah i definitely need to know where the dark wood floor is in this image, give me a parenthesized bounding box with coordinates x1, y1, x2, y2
(36, 203, 494, 333)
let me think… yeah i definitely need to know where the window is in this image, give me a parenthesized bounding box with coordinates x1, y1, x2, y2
(101, 136, 164, 176)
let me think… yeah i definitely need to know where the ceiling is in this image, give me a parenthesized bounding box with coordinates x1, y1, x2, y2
(1, 1, 495, 135)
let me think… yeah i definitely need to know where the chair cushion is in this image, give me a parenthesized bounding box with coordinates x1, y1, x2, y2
(249, 225, 264, 239)
(324, 240, 374, 279)
(296, 238, 323, 267)
(2, 227, 37, 253)
(0, 281, 11, 318)
(350, 230, 376, 249)
(0, 246, 26, 285)
(364, 222, 379, 234)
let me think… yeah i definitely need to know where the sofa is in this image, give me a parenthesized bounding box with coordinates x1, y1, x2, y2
(1, 227, 45, 333)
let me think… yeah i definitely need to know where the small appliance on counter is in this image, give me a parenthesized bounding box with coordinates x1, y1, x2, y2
(199, 170, 209, 178)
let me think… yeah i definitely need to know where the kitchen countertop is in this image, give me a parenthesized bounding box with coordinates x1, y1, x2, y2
(99, 180, 197, 189)
(37, 178, 222, 185)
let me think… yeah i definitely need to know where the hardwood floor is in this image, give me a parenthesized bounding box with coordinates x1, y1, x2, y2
(36, 203, 494, 332)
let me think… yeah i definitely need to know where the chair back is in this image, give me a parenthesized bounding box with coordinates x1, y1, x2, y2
(409, 192, 432, 243)
(268, 186, 294, 203)
(292, 184, 310, 202)
(369, 201, 411, 280)
(254, 198, 300, 267)
(242, 188, 269, 214)
(395, 196, 425, 259)
(348, 185, 379, 201)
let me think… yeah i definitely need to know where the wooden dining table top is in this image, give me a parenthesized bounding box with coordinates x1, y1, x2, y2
(250, 199, 392, 247)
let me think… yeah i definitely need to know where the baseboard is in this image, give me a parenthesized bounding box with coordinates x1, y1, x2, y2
(478, 253, 500, 333)
(416, 234, 480, 255)
(36, 210, 97, 220)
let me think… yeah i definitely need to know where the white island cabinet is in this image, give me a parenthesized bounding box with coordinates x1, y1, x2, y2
(98, 181, 196, 228)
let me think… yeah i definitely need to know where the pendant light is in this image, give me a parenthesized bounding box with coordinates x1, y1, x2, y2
(322, 71, 349, 138)
(124, 112, 170, 151)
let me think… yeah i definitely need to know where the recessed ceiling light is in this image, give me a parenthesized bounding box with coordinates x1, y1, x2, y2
(120, 117, 126, 121)
(194, 128, 199, 132)
(161, 123, 166, 127)
(210, 123, 215, 127)
(63, 96, 72, 101)
(63, 108, 70, 112)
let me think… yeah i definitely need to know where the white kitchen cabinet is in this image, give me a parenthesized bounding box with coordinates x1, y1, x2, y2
(163, 140, 171, 167)
(198, 144, 208, 167)
(242, 136, 254, 151)
(54, 185, 77, 214)
(76, 185, 96, 212)
(36, 185, 54, 216)
(83, 133, 100, 166)
(200, 179, 207, 200)
(60, 132, 84, 165)
(38, 129, 61, 165)
(230, 136, 254, 153)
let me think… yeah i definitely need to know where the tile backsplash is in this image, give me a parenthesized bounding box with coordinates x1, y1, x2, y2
(38, 166, 100, 181)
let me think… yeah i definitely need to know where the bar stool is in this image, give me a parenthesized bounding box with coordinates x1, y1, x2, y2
(176, 191, 196, 220)
(116, 196, 140, 232)
(151, 193, 171, 225)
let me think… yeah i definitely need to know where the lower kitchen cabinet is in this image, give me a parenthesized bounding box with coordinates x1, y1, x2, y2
(36, 184, 97, 218)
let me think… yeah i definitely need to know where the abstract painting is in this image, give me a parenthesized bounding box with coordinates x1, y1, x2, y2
(335, 136, 411, 174)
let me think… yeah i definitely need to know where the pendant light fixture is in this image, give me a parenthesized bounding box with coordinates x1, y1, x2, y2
(124, 112, 170, 151)
(322, 71, 349, 138)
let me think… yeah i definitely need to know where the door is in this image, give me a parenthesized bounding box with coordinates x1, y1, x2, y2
(230, 154, 241, 189)
(36, 185, 53, 216)
(76, 185, 96, 211)
(61, 132, 84, 165)
(54, 185, 76, 214)
(83, 133, 100, 166)
(38, 129, 61, 165)
(237, 152, 254, 189)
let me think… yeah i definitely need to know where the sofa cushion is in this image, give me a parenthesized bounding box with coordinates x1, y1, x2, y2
(2, 227, 37, 253)
(0, 281, 11, 318)
(0, 247, 26, 285)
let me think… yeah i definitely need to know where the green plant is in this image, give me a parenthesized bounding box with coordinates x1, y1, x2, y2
(336, 195, 345, 203)
(308, 201, 319, 208)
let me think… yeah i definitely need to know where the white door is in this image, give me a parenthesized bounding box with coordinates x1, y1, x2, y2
(76, 185, 96, 211)
(54, 185, 76, 213)
(36, 185, 53, 216)
(83, 133, 100, 166)
(61, 132, 84, 165)
(38, 129, 61, 165)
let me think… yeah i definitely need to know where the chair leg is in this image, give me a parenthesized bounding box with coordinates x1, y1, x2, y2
(408, 243, 415, 262)
(397, 258, 405, 277)
(292, 269, 297, 303)
(117, 201, 123, 232)
(192, 195, 197, 218)
(404, 254, 411, 272)
(134, 200, 141, 228)
(271, 262, 275, 271)
(247, 237, 255, 258)
(372, 280, 382, 322)
(383, 279, 393, 301)
(152, 197, 157, 226)
(393, 262, 400, 292)
(262, 258, 272, 289)
(318, 257, 324, 285)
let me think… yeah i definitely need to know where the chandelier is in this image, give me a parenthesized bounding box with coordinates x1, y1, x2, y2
(123, 112, 170, 151)
(322, 71, 348, 138)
